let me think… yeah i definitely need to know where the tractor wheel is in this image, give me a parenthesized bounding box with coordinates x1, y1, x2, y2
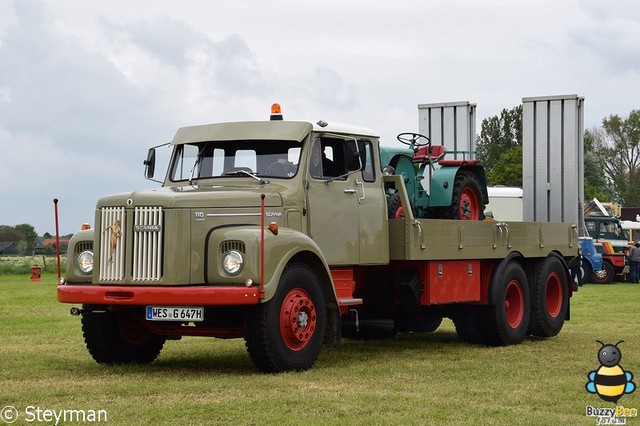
(483, 261, 530, 346)
(387, 192, 404, 219)
(81, 306, 166, 364)
(440, 171, 484, 220)
(592, 262, 615, 284)
(527, 256, 569, 338)
(244, 263, 326, 373)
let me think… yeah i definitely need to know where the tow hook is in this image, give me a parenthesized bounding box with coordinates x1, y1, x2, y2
(69, 307, 83, 316)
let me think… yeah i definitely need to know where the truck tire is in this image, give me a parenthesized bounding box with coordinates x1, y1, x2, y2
(527, 256, 569, 338)
(244, 263, 326, 373)
(453, 306, 486, 344)
(81, 306, 166, 364)
(592, 262, 615, 284)
(484, 261, 530, 346)
(440, 171, 485, 220)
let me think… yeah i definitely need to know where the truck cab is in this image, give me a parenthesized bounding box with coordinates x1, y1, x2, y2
(584, 216, 628, 283)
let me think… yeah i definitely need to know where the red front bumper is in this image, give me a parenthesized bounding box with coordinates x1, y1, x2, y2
(57, 284, 261, 306)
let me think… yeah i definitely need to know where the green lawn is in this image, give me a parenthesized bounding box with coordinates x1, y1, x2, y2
(1, 274, 638, 425)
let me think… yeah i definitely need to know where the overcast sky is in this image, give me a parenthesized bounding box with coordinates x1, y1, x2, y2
(1, 0, 639, 235)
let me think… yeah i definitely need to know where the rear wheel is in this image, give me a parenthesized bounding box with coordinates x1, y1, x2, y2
(244, 263, 326, 373)
(527, 256, 569, 337)
(592, 262, 615, 284)
(439, 171, 484, 220)
(81, 306, 166, 364)
(453, 306, 486, 344)
(484, 261, 530, 345)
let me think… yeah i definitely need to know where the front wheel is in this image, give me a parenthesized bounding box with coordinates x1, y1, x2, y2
(81, 307, 166, 364)
(592, 262, 615, 284)
(244, 263, 326, 373)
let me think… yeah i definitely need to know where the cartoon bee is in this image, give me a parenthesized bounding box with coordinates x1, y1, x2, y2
(586, 340, 636, 403)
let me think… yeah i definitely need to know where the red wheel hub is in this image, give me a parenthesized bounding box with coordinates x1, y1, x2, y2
(545, 272, 563, 318)
(279, 288, 317, 351)
(117, 312, 151, 346)
(504, 280, 524, 328)
(459, 187, 480, 220)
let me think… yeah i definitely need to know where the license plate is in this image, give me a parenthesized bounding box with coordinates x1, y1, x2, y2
(146, 306, 204, 322)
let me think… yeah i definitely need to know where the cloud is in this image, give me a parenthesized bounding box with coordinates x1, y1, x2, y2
(0, 0, 170, 233)
(310, 66, 359, 110)
(570, 1, 640, 74)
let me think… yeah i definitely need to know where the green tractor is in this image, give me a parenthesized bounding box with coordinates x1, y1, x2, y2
(380, 132, 488, 220)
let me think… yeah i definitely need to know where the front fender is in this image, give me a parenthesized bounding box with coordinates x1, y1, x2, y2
(65, 229, 95, 284)
(206, 226, 336, 303)
(429, 165, 488, 206)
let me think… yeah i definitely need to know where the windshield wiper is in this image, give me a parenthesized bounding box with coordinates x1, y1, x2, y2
(188, 149, 205, 187)
(225, 169, 269, 185)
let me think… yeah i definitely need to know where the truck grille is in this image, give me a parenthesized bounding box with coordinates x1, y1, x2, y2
(99, 207, 126, 281)
(132, 206, 164, 282)
(99, 206, 164, 282)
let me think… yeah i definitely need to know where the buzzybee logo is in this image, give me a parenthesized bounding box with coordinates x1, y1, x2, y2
(585, 341, 635, 403)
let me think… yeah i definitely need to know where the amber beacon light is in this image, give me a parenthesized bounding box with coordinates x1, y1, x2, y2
(270, 103, 283, 120)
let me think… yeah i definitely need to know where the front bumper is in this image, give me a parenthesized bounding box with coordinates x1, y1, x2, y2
(57, 285, 261, 306)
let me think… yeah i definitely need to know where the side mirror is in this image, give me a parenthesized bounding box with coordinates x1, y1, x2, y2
(144, 148, 156, 179)
(348, 150, 364, 172)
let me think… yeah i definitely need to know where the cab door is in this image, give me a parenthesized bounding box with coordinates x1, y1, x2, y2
(307, 137, 360, 265)
(306, 137, 388, 265)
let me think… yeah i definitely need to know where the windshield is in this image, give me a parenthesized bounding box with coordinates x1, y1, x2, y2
(170, 140, 301, 182)
(585, 218, 626, 240)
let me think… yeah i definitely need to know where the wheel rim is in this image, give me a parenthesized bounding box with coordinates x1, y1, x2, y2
(279, 288, 317, 351)
(504, 280, 524, 328)
(117, 312, 151, 346)
(545, 272, 563, 317)
(459, 187, 480, 220)
(593, 269, 606, 281)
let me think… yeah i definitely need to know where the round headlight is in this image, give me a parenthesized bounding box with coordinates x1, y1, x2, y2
(77, 250, 94, 274)
(223, 250, 243, 275)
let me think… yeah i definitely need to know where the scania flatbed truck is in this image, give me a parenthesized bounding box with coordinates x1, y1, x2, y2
(58, 104, 579, 372)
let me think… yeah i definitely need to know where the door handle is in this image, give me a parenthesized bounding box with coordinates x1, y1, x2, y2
(356, 180, 365, 204)
(344, 188, 357, 194)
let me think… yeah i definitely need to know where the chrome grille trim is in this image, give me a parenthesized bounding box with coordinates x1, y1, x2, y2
(221, 240, 246, 254)
(99, 207, 126, 281)
(75, 241, 93, 255)
(132, 206, 163, 282)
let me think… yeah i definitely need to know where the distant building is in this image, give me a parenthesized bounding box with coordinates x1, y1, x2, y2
(36, 238, 70, 254)
(0, 241, 19, 255)
(621, 207, 640, 222)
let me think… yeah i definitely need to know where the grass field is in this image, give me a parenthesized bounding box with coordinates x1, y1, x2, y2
(1, 274, 638, 425)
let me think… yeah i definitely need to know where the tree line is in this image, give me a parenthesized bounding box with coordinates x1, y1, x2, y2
(0, 224, 73, 255)
(476, 106, 640, 206)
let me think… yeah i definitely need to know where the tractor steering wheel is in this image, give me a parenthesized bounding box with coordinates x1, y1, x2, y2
(396, 132, 431, 150)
